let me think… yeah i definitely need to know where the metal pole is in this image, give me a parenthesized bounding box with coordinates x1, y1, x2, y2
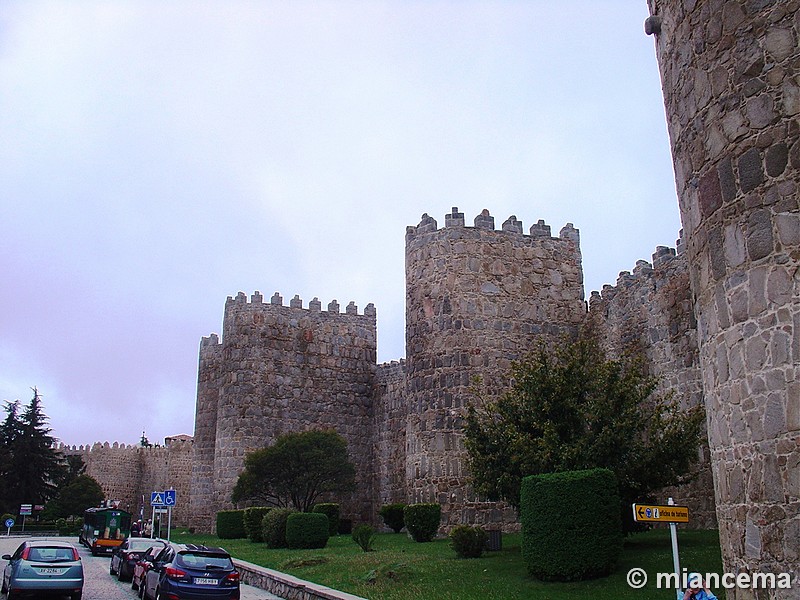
(151, 506, 156, 539)
(668, 497, 681, 600)
(167, 506, 172, 542)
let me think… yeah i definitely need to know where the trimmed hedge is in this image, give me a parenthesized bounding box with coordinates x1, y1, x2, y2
(521, 468, 622, 581)
(449, 525, 488, 558)
(379, 503, 406, 533)
(216, 510, 246, 539)
(404, 503, 441, 542)
(262, 508, 295, 549)
(285, 512, 330, 549)
(312, 503, 340, 537)
(243, 507, 272, 543)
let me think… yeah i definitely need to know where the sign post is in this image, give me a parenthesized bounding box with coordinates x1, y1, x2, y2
(5, 518, 14, 536)
(164, 489, 176, 542)
(150, 492, 165, 539)
(633, 498, 689, 599)
(19, 504, 32, 532)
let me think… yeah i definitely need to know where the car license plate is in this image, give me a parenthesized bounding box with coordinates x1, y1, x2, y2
(194, 578, 217, 585)
(37, 568, 66, 575)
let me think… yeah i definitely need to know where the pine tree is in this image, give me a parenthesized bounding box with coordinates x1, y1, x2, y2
(0, 389, 65, 512)
(0, 400, 22, 513)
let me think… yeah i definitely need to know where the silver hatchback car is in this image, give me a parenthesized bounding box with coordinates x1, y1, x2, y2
(1, 539, 84, 600)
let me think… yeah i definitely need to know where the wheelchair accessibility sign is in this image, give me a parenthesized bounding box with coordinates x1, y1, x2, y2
(151, 490, 177, 507)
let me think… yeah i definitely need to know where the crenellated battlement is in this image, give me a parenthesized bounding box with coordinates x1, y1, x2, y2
(223, 290, 376, 317)
(405, 207, 580, 246)
(589, 234, 686, 308)
(59, 435, 193, 454)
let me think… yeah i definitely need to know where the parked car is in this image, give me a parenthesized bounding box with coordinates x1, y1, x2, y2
(131, 543, 167, 596)
(141, 543, 240, 600)
(1, 539, 84, 600)
(111, 537, 166, 582)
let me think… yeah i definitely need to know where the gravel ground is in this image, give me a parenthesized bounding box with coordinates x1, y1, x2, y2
(0, 536, 283, 600)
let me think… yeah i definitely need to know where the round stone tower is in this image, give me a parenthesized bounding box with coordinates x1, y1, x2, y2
(404, 208, 585, 528)
(646, 1, 799, 594)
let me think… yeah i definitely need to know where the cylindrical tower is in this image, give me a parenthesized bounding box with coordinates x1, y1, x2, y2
(647, 2, 799, 594)
(405, 208, 585, 528)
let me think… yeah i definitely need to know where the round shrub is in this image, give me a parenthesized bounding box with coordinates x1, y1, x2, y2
(285, 512, 330, 549)
(243, 507, 272, 543)
(262, 508, 295, 548)
(379, 503, 406, 533)
(521, 468, 622, 581)
(216, 510, 246, 539)
(403, 503, 441, 542)
(449, 525, 488, 558)
(312, 503, 340, 537)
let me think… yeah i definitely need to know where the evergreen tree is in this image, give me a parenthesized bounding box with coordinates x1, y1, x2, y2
(0, 389, 65, 512)
(464, 331, 705, 531)
(232, 429, 356, 512)
(46, 474, 105, 519)
(0, 400, 22, 513)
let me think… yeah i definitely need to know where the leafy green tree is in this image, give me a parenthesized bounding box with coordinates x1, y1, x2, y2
(464, 332, 705, 530)
(232, 429, 356, 512)
(0, 389, 66, 513)
(46, 474, 105, 519)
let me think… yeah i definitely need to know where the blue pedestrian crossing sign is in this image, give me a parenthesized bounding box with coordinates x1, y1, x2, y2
(164, 490, 177, 506)
(150, 492, 165, 506)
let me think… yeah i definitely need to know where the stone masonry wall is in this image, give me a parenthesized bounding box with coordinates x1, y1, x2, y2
(201, 291, 377, 532)
(588, 241, 717, 528)
(647, 1, 799, 596)
(188, 334, 223, 531)
(404, 207, 585, 529)
(372, 360, 407, 512)
(62, 436, 193, 526)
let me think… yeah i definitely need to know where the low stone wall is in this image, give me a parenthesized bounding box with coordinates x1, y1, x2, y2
(233, 559, 367, 600)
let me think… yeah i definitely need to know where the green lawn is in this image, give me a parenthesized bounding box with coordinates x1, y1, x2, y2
(172, 528, 725, 600)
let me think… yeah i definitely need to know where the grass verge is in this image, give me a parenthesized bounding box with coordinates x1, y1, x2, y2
(173, 528, 724, 600)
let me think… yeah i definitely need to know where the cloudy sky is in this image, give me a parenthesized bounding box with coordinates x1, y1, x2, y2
(1, 1, 681, 447)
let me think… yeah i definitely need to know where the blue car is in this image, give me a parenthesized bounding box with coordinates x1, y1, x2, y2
(1, 539, 84, 600)
(141, 543, 239, 600)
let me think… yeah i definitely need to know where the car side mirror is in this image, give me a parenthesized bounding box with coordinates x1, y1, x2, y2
(1, 555, 10, 560)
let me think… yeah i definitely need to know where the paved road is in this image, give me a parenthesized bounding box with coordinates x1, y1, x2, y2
(0, 536, 282, 600)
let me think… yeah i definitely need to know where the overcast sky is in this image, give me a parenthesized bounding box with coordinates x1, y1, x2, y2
(1, 1, 681, 447)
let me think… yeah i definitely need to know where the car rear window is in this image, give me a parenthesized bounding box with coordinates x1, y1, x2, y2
(176, 552, 233, 570)
(128, 540, 157, 552)
(28, 547, 75, 562)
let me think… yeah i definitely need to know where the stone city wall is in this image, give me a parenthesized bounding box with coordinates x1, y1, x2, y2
(62, 435, 193, 526)
(372, 359, 407, 511)
(588, 241, 716, 528)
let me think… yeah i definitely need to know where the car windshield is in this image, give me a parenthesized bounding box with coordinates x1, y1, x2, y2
(27, 547, 75, 563)
(176, 553, 233, 570)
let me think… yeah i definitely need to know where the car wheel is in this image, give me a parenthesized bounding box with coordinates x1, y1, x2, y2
(70, 592, 82, 600)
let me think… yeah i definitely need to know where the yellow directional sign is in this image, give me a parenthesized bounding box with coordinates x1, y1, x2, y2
(632, 503, 689, 523)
